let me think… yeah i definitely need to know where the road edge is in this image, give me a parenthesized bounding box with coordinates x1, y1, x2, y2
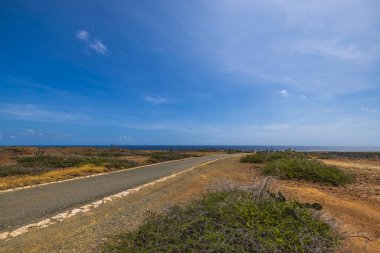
(0, 155, 235, 241)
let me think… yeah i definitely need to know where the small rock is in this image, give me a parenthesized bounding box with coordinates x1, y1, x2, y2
(52, 212, 68, 221)
(10, 227, 29, 237)
(120, 192, 129, 197)
(103, 197, 112, 202)
(81, 204, 92, 210)
(112, 193, 123, 199)
(0, 232, 9, 240)
(37, 219, 51, 227)
(71, 208, 82, 215)
(25, 223, 37, 229)
(92, 200, 103, 206)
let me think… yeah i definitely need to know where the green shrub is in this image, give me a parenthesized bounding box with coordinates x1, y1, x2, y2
(240, 151, 290, 164)
(0, 165, 48, 177)
(263, 158, 355, 186)
(240, 153, 267, 163)
(17, 156, 84, 168)
(105, 190, 338, 253)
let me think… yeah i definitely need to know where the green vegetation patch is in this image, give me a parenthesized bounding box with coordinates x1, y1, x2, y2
(147, 152, 195, 163)
(240, 150, 302, 164)
(263, 158, 355, 186)
(105, 190, 338, 253)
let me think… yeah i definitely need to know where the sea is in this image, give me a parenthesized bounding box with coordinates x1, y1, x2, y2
(22, 145, 380, 152)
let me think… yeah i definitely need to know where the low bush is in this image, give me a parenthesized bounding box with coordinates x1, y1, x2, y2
(0, 165, 47, 177)
(17, 156, 84, 169)
(105, 190, 338, 253)
(240, 151, 292, 164)
(240, 153, 268, 163)
(263, 158, 355, 186)
(147, 152, 195, 163)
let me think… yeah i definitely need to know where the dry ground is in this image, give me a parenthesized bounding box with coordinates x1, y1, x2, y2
(0, 156, 379, 252)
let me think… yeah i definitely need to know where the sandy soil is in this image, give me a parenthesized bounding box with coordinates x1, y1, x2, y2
(1, 156, 379, 252)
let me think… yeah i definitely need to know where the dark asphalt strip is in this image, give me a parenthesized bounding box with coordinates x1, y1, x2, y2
(0, 154, 231, 231)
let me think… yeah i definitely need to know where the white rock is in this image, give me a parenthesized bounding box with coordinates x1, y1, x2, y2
(36, 219, 51, 227)
(81, 204, 92, 210)
(0, 232, 9, 240)
(10, 227, 28, 237)
(81, 209, 90, 213)
(112, 193, 123, 199)
(103, 197, 112, 202)
(71, 208, 82, 215)
(92, 200, 103, 206)
(52, 212, 68, 221)
(120, 192, 129, 197)
(25, 223, 37, 229)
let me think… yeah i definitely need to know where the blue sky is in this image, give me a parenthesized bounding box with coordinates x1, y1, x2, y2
(0, 0, 379, 146)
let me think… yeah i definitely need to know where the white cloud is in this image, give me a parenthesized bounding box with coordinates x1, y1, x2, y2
(89, 40, 107, 55)
(76, 30, 107, 55)
(76, 30, 89, 41)
(278, 89, 291, 97)
(362, 107, 377, 113)
(293, 39, 365, 61)
(21, 129, 44, 137)
(143, 95, 168, 105)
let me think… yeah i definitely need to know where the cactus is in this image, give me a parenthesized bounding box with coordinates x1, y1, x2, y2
(33, 149, 46, 156)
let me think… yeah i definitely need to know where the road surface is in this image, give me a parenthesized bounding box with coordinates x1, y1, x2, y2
(0, 154, 231, 231)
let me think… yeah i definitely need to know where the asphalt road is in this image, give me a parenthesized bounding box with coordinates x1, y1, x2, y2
(0, 154, 231, 231)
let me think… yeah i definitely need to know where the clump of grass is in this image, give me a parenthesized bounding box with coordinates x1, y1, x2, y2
(17, 156, 84, 169)
(240, 151, 292, 164)
(263, 158, 355, 186)
(105, 189, 338, 253)
(240, 152, 267, 163)
(147, 152, 195, 163)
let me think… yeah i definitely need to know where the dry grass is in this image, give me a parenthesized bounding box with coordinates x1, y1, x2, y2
(0, 164, 108, 190)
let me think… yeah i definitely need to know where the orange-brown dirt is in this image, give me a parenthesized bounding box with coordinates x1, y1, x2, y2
(274, 158, 380, 253)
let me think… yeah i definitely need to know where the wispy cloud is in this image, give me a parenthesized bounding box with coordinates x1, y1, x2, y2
(89, 40, 107, 54)
(278, 89, 291, 97)
(0, 129, 73, 140)
(143, 95, 168, 105)
(76, 30, 89, 41)
(361, 107, 377, 113)
(0, 104, 90, 123)
(76, 30, 107, 55)
(174, 0, 379, 95)
(293, 39, 365, 61)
